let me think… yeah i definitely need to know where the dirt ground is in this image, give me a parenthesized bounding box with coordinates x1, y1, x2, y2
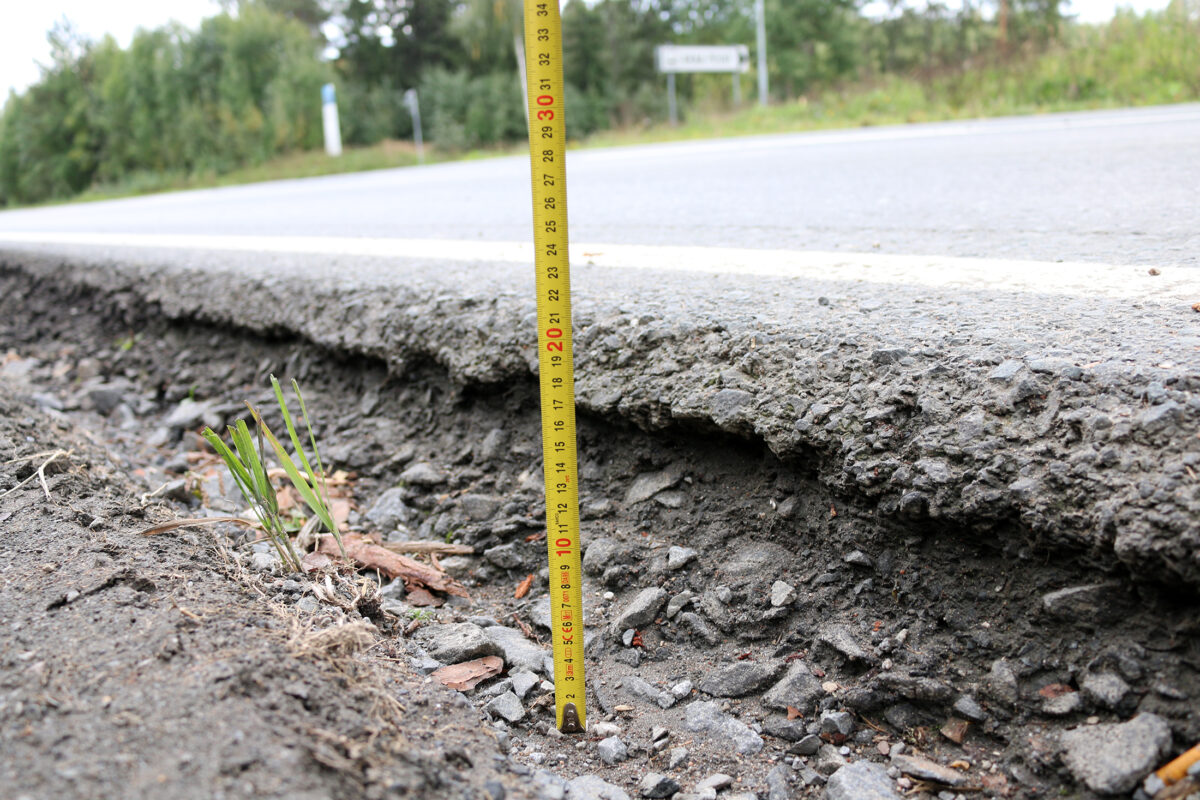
(1, 269, 1198, 800)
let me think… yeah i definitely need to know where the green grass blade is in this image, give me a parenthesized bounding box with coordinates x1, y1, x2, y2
(292, 378, 330, 504)
(271, 375, 317, 485)
(250, 405, 341, 541)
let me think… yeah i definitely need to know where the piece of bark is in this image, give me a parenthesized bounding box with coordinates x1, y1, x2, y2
(319, 533, 469, 597)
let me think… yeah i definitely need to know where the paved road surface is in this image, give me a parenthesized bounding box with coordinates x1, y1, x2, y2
(0, 104, 1198, 267)
(0, 106, 1197, 588)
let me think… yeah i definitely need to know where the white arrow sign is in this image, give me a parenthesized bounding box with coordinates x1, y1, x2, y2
(656, 45, 751, 74)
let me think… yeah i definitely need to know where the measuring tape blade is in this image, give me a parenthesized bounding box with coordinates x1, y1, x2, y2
(523, 0, 586, 734)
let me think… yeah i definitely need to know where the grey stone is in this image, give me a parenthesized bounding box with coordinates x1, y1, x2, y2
(669, 747, 689, 769)
(162, 397, 216, 428)
(511, 670, 540, 700)
(952, 695, 987, 722)
(984, 659, 1019, 705)
(766, 765, 790, 800)
(1042, 583, 1123, 621)
(843, 549, 875, 568)
(535, 770, 568, 800)
(989, 360, 1024, 382)
(614, 587, 668, 631)
(1043, 692, 1082, 716)
(1081, 673, 1130, 709)
(764, 717, 809, 743)
(569, 775, 632, 800)
(671, 680, 693, 699)
(478, 428, 506, 462)
(622, 675, 677, 709)
(815, 744, 847, 775)
(696, 774, 733, 792)
(583, 538, 627, 576)
(699, 660, 785, 698)
(484, 626, 547, 674)
(666, 591, 694, 618)
(668, 546, 699, 570)
(820, 710, 855, 737)
(460, 494, 503, 521)
(679, 613, 720, 646)
(639, 773, 680, 799)
(400, 462, 445, 486)
(414, 623, 498, 664)
(791, 734, 823, 755)
(711, 388, 755, 428)
(484, 543, 525, 569)
(250, 552, 278, 572)
(597, 737, 628, 765)
(763, 661, 825, 712)
(655, 491, 686, 508)
(818, 625, 874, 663)
(625, 465, 684, 504)
(365, 488, 413, 531)
(1139, 401, 1182, 433)
(769, 581, 796, 607)
(825, 762, 902, 800)
(484, 691, 525, 723)
(685, 700, 763, 755)
(891, 755, 966, 787)
(1060, 714, 1172, 794)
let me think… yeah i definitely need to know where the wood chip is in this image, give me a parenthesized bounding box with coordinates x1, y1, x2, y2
(787, 706, 803, 720)
(942, 718, 970, 744)
(514, 574, 534, 599)
(432, 656, 503, 691)
(319, 533, 468, 597)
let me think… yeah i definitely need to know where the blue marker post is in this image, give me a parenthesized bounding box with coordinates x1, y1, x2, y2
(322, 83, 343, 157)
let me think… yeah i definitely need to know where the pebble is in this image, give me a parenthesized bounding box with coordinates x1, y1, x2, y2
(815, 744, 848, 775)
(510, 670, 540, 701)
(791, 734, 822, 755)
(1041, 582, 1122, 621)
(484, 691, 525, 723)
(250, 552, 278, 572)
(818, 625, 874, 663)
(625, 466, 684, 505)
(843, 549, 875, 568)
(667, 546, 698, 570)
(713, 585, 733, 604)
(825, 762, 902, 796)
(484, 626, 547, 674)
(622, 675, 677, 709)
(820, 710, 855, 737)
(765, 765, 791, 800)
(622, 629, 637, 647)
(666, 591, 694, 618)
(568, 774, 632, 800)
(1081, 672, 1130, 709)
(364, 488, 413, 531)
(699, 660, 785, 698)
(892, 754, 967, 787)
(668, 747, 689, 769)
(592, 722, 622, 737)
(613, 588, 668, 631)
(597, 737, 628, 765)
(695, 774, 733, 792)
(685, 700, 764, 755)
(769, 581, 796, 607)
(399, 461, 445, 486)
(295, 595, 319, 613)
(415, 623, 499, 664)
(638, 773, 680, 799)
(671, 680, 693, 699)
(951, 695, 987, 722)
(1043, 692, 1082, 716)
(762, 660, 825, 711)
(1060, 713, 1172, 794)
(984, 658, 1019, 705)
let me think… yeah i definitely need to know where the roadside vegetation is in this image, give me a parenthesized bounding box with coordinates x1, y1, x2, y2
(1, 0, 1197, 207)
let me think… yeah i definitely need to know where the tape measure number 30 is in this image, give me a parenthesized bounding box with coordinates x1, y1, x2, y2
(523, 0, 586, 734)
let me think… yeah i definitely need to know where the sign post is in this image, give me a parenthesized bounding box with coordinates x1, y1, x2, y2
(321, 83, 342, 157)
(403, 88, 424, 164)
(655, 45, 751, 125)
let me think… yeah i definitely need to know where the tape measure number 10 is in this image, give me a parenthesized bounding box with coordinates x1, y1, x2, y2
(523, 0, 586, 734)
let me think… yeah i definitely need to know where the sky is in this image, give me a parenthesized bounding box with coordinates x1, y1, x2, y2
(0, 0, 1175, 100)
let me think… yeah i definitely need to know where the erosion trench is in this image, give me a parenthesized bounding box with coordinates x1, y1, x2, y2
(1, 261, 1198, 800)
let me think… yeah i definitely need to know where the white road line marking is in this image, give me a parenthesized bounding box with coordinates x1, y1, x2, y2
(0, 231, 1189, 301)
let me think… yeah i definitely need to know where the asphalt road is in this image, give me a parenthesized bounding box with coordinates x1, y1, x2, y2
(0, 104, 1198, 267)
(0, 105, 1197, 588)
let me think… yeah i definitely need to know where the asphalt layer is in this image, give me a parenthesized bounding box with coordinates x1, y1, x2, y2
(0, 106, 1197, 589)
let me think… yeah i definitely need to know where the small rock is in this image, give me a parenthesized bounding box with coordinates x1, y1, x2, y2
(765, 765, 790, 800)
(685, 700, 764, 755)
(568, 774, 632, 800)
(592, 722, 622, 738)
(655, 491, 686, 508)
(763, 661, 825, 712)
(826, 762, 903, 800)
(769, 581, 796, 607)
(622, 675, 677, 709)
(250, 552, 279, 572)
(639, 773, 680, 799)
(763, 716, 809, 742)
(414, 623, 499, 664)
(671, 680, 693, 699)
(484, 543, 524, 569)
(669, 747, 689, 769)
(484, 626, 547, 674)
(891, 755, 967, 787)
(1042, 583, 1123, 621)
(162, 397, 215, 428)
(613, 588, 668, 631)
(484, 691, 525, 723)
(843, 550, 874, 568)
(597, 737, 628, 765)
(365, 488, 413, 530)
(679, 613, 720, 646)
(815, 744, 847, 775)
(818, 625, 874, 663)
(511, 670, 540, 700)
(952, 695, 987, 722)
(622, 629, 636, 647)
(459, 494, 502, 521)
(699, 661, 786, 698)
(668, 546, 699, 570)
(583, 538, 626, 576)
(696, 774, 733, 792)
(625, 466, 684, 505)
(1081, 673, 1130, 709)
(400, 462, 445, 486)
(1043, 692, 1082, 716)
(820, 710, 855, 737)
(984, 659, 1019, 705)
(791, 734, 822, 755)
(666, 591, 694, 618)
(1060, 713, 1172, 794)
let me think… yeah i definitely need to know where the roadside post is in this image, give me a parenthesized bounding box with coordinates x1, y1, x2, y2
(403, 89, 424, 164)
(321, 83, 342, 157)
(522, 0, 586, 734)
(655, 45, 751, 125)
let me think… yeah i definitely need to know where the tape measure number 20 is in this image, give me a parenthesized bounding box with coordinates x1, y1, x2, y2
(523, 0, 586, 734)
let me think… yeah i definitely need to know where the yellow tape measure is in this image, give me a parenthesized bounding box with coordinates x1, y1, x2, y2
(523, 0, 586, 734)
